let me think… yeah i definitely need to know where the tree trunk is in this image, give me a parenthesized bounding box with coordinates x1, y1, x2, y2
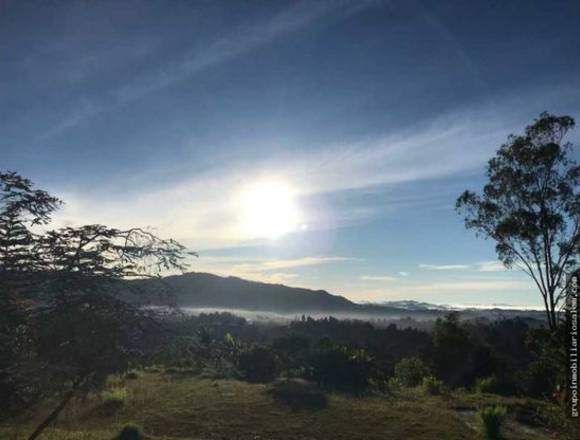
(27, 378, 83, 440)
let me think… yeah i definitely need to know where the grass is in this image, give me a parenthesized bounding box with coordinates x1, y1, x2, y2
(102, 387, 129, 411)
(0, 372, 553, 440)
(478, 406, 507, 440)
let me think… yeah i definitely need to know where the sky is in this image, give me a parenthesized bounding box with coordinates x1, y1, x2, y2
(1, 0, 580, 307)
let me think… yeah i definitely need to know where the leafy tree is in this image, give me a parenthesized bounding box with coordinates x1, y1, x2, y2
(456, 113, 579, 330)
(393, 356, 430, 387)
(0, 171, 188, 440)
(0, 172, 61, 417)
(238, 346, 279, 383)
(307, 345, 373, 393)
(432, 313, 473, 387)
(0, 171, 60, 274)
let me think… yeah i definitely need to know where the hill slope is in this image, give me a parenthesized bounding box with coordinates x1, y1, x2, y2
(136, 272, 358, 313)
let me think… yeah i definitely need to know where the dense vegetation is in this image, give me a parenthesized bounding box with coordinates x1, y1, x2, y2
(3, 309, 573, 439)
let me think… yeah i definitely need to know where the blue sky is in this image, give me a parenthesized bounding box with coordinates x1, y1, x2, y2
(2, 0, 580, 307)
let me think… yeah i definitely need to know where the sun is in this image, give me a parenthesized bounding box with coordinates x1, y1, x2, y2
(238, 180, 302, 240)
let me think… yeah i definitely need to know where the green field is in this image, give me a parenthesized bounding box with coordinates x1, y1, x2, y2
(1, 372, 553, 440)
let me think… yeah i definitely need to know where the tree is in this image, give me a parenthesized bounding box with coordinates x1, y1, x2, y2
(456, 113, 579, 331)
(0, 171, 189, 439)
(431, 313, 473, 387)
(0, 172, 61, 417)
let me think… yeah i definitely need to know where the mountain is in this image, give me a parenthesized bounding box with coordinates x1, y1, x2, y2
(131, 272, 545, 322)
(135, 272, 359, 313)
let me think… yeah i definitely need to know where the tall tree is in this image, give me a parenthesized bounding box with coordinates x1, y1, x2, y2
(456, 113, 579, 331)
(0, 172, 61, 417)
(0, 171, 189, 439)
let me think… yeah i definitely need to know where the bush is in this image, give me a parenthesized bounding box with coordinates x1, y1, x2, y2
(475, 376, 499, 394)
(116, 423, 145, 440)
(102, 387, 127, 412)
(269, 379, 327, 411)
(477, 405, 507, 440)
(125, 370, 141, 380)
(308, 346, 372, 393)
(393, 356, 430, 387)
(238, 346, 279, 383)
(422, 375, 443, 395)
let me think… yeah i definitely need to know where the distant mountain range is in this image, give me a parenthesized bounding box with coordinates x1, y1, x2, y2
(132, 272, 545, 321)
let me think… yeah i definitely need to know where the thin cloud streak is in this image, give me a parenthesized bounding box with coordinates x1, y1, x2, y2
(188, 255, 355, 286)
(41, 1, 377, 140)
(419, 264, 471, 271)
(50, 105, 512, 249)
(360, 275, 398, 281)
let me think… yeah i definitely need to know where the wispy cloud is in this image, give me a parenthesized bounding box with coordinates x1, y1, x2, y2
(419, 263, 471, 271)
(188, 255, 356, 286)
(476, 261, 508, 272)
(360, 275, 398, 281)
(342, 278, 533, 302)
(50, 106, 512, 249)
(418, 261, 509, 272)
(232, 256, 358, 273)
(41, 1, 377, 139)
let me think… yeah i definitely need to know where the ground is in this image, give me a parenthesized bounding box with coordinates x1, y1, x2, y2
(0, 372, 553, 440)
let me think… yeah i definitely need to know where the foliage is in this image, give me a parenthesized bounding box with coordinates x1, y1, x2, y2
(101, 387, 128, 412)
(0, 171, 187, 439)
(474, 376, 499, 394)
(521, 326, 566, 398)
(432, 313, 474, 387)
(125, 370, 141, 380)
(456, 113, 579, 330)
(307, 345, 372, 393)
(115, 423, 145, 440)
(271, 334, 310, 374)
(0, 291, 43, 418)
(477, 405, 507, 440)
(393, 356, 430, 387)
(422, 375, 443, 395)
(538, 399, 580, 440)
(238, 346, 279, 383)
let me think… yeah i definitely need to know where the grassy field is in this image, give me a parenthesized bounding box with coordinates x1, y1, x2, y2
(1, 371, 553, 440)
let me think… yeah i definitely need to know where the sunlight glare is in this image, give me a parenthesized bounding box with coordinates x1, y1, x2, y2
(238, 180, 302, 240)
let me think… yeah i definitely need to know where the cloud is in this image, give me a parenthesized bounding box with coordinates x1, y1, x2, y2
(341, 278, 533, 302)
(398, 272, 409, 276)
(231, 256, 357, 273)
(418, 261, 509, 272)
(42, 1, 377, 139)
(186, 255, 355, 286)
(360, 275, 398, 281)
(50, 107, 511, 249)
(419, 263, 471, 271)
(476, 261, 508, 272)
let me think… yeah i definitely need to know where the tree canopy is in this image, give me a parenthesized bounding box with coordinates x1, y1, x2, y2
(456, 113, 579, 330)
(0, 171, 188, 440)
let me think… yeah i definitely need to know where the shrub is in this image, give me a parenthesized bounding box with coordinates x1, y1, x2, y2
(475, 376, 499, 394)
(308, 346, 372, 393)
(102, 387, 127, 412)
(477, 405, 507, 440)
(538, 398, 580, 440)
(269, 379, 327, 411)
(393, 356, 429, 387)
(116, 423, 145, 440)
(125, 370, 141, 380)
(238, 346, 279, 383)
(422, 375, 443, 395)
(386, 376, 403, 391)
